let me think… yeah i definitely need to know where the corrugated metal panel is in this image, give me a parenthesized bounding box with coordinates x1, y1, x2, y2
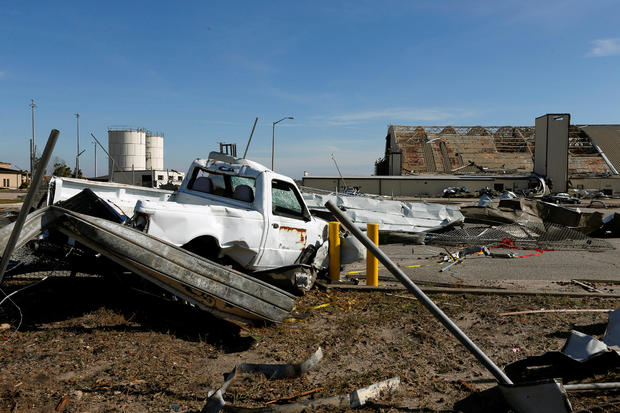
(579, 125, 620, 174)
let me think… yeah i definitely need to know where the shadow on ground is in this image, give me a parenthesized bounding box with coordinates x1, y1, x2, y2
(2, 274, 255, 353)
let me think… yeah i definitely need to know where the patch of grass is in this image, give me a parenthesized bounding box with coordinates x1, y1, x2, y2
(0, 199, 22, 204)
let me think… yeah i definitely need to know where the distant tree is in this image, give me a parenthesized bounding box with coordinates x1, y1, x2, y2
(72, 167, 83, 178)
(52, 161, 72, 177)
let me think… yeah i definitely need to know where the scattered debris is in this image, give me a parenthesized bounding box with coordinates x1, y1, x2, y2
(210, 377, 401, 412)
(442, 186, 470, 198)
(237, 347, 323, 379)
(505, 308, 620, 383)
(461, 198, 609, 235)
(201, 347, 384, 413)
(571, 279, 605, 294)
(426, 222, 613, 251)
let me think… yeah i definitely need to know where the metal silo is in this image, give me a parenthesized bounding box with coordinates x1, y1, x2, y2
(145, 132, 164, 170)
(108, 128, 146, 175)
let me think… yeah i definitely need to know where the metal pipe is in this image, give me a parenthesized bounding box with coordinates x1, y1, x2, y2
(243, 117, 258, 159)
(325, 200, 513, 385)
(0, 129, 59, 285)
(564, 382, 620, 392)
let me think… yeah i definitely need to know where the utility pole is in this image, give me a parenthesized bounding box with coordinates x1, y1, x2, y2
(29, 99, 37, 181)
(74, 113, 80, 177)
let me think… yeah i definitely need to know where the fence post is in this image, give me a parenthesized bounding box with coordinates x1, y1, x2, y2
(328, 222, 340, 281)
(366, 223, 379, 286)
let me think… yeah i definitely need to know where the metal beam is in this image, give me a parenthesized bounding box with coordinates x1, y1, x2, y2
(0, 129, 59, 285)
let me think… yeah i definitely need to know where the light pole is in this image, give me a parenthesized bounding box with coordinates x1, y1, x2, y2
(75, 113, 80, 177)
(272, 116, 294, 171)
(29, 99, 37, 180)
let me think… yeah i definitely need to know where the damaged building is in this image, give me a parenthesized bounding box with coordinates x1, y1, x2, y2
(303, 114, 620, 197)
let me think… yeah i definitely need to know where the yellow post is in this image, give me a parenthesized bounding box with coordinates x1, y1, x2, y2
(366, 223, 379, 286)
(328, 222, 340, 281)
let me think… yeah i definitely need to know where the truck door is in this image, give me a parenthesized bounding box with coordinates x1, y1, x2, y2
(256, 179, 312, 269)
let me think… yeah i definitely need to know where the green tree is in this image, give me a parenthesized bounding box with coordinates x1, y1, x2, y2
(52, 161, 72, 177)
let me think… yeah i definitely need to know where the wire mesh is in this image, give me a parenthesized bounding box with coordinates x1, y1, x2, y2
(426, 222, 614, 251)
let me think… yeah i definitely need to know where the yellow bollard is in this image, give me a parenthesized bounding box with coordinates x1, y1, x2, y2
(328, 222, 341, 281)
(366, 223, 379, 286)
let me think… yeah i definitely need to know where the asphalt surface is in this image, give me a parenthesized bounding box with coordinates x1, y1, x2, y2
(341, 237, 620, 294)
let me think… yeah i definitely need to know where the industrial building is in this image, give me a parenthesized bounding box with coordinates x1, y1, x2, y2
(302, 114, 620, 197)
(106, 128, 184, 188)
(0, 162, 28, 189)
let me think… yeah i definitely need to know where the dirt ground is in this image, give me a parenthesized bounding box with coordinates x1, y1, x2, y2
(0, 260, 619, 412)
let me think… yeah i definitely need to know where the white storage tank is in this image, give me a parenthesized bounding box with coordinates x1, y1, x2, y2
(146, 132, 164, 170)
(108, 128, 146, 174)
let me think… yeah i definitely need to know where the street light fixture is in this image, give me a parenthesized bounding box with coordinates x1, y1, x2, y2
(272, 116, 294, 171)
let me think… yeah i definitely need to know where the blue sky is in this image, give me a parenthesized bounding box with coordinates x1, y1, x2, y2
(1, 0, 619, 178)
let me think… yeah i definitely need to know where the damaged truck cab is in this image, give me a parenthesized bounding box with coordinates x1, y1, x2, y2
(133, 152, 328, 271)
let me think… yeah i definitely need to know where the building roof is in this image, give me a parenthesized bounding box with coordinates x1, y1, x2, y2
(579, 125, 620, 174)
(384, 125, 614, 176)
(0, 167, 25, 174)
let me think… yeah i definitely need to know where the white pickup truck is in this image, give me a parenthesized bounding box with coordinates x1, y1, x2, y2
(49, 152, 332, 272)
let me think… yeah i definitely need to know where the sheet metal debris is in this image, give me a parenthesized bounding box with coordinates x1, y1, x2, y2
(426, 222, 614, 251)
(499, 379, 572, 413)
(461, 198, 609, 235)
(505, 308, 620, 383)
(203, 347, 324, 413)
(237, 346, 323, 379)
(303, 192, 464, 234)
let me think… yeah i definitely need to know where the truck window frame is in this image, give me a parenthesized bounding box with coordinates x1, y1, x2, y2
(187, 167, 256, 203)
(271, 179, 311, 221)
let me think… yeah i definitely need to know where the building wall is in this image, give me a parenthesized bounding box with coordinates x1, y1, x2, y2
(570, 177, 620, 196)
(0, 172, 26, 189)
(112, 169, 184, 188)
(303, 175, 620, 197)
(302, 176, 533, 197)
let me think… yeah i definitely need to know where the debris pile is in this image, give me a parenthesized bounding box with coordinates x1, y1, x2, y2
(203, 347, 401, 412)
(426, 222, 614, 251)
(302, 192, 464, 233)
